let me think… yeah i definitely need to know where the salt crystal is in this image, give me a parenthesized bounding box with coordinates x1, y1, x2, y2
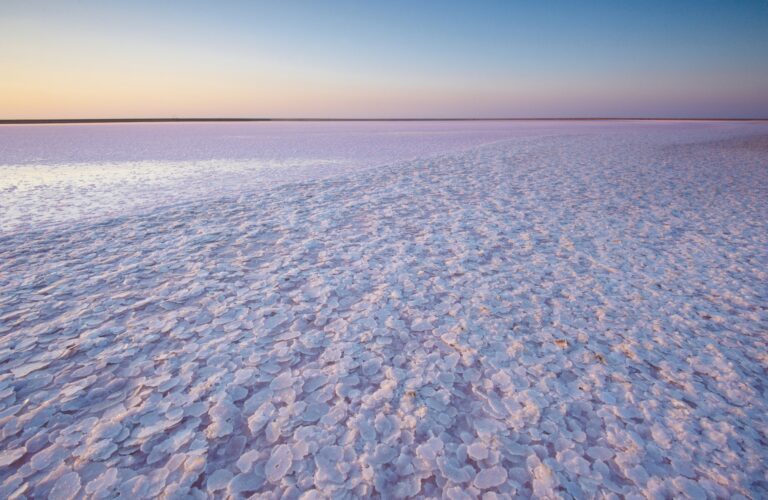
(12, 361, 50, 378)
(85, 467, 118, 496)
(266, 444, 293, 483)
(473, 466, 508, 489)
(411, 319, 433, 331)
(206, 469, 233, 492)
(236, 450, 261, 473)
(0, 447, 26, 467)
(467, 442, 489, 461)
(270, 372, 294, 391)
(229, 472, 265, 495)
(49, 472, 81, 500)
(586, 446, 614, 461)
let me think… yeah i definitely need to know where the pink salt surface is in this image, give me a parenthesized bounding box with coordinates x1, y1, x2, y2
(0, 121, 766, 498)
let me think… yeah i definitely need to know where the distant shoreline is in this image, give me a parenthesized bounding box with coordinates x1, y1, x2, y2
(2, 117, 767, 125)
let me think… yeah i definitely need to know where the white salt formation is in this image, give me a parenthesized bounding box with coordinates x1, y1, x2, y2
(0, 123, 766, 498)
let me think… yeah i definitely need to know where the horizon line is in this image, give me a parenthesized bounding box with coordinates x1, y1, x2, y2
(2, 117, 768, 125)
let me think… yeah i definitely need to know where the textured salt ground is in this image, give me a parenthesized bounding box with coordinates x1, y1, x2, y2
(1, 127, 767, 499)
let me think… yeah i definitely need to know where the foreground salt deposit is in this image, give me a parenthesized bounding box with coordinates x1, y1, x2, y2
(0, 123, 767, 498)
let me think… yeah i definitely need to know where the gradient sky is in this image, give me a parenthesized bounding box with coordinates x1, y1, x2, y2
(2, 0, 768, 119)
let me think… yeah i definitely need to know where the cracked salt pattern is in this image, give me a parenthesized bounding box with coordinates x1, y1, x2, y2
(0, 122, 767, 498)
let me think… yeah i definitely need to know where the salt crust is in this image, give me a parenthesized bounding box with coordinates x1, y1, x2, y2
(0, 124, 766, 498)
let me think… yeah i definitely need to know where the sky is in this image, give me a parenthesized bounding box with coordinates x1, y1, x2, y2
(2, 0, 768, 119)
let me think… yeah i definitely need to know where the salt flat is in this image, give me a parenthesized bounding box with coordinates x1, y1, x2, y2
(0, 122, 766, 498)
(0, 121, 600, 232)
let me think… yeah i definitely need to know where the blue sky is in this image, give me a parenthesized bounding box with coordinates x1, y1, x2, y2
(2, 0, 767, 118)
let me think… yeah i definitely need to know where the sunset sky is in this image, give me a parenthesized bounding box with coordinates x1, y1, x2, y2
(2, 0, 768, 119)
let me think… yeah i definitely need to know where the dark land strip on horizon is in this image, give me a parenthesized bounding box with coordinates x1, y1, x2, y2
(2, 118, 768, 125)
